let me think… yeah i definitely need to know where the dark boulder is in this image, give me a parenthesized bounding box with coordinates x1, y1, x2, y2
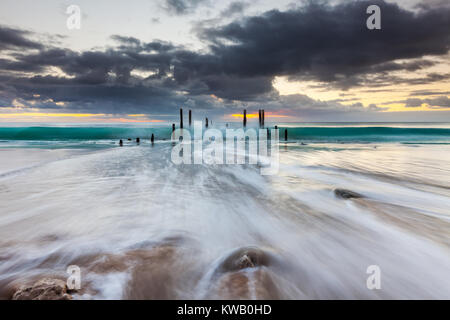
(215, 247, 272, 274)
(334, 188, 364, 199)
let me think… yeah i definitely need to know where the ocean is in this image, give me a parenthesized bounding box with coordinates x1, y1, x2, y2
(0, 122, 449, 299)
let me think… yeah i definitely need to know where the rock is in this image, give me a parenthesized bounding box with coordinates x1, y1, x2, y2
(334, 188, 364, 199)
(207, 247, 283, 299)
(218, 247, 271, 273)
(12, 278, 72, 300)
(212, 268, 281, 299)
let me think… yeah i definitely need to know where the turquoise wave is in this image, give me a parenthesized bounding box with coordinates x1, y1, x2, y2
(276, 127, 450, 142)
(0, 127, 171, 141)
(0, 126, 449, 143)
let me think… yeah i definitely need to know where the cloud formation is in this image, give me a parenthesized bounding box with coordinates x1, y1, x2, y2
(0, 0, 449, 120)
(162, 0, 209, 15)
(405, 96, 450, 108)
(199, 0, 450, 89)
(0, 26, 42, 50)
(220, 1, 249, 18)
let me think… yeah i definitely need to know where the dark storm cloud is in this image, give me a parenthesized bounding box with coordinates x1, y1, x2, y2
(0, 0, 449, 117)
(340, 72, 450, 89)
(1, 37, 176, 82)
(199, 0, 450, 88)
(199, 74, 273, 100)
(0, 25, 43, 50)
(380, 95, 450, 109)
(111, 35, 176, 52)
(0, 34, 184, 113)
(405, 96, 450, 108)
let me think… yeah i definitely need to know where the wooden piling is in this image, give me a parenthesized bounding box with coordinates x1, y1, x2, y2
(285, 129, 288, 141)
(136, 137, 140, 144)
(180, 108, 183, 129)
(258, 110, 262, 127)
(172, 123, 175, 132)
(205, 117, 209, 128)
(189, 109, 192, 126)
(243, 109, 247, 127)
(151, 134, 154, 144)
(262, 110, 265, 127)
(119, 139, 123, 147)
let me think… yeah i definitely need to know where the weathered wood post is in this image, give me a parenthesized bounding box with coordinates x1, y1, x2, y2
(258, 109, 262, 127)
(136, 137, 140, 144)
(119, 139, 123, 147)
(243, 109, 247, 127)
(285, 129, 288, 141)
(172, 123, 175, 132)
(151, 134, 154, 144)
(180, 108, 183, 129)
(262, 110, 265, 127)
(205, 117, 209, 128)
(189, 109, 192, 126)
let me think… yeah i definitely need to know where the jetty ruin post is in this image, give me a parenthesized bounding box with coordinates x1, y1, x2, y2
(262, 110, 265, 127)
(243, 109, 247, 127)
(285, 129, 288, 141)
(189, 110, 192, 126)
(205, 117, 209, 128)
(151, 134, 154, 144)
(180, 108, 183, 129)
(258, 110, 262, 127)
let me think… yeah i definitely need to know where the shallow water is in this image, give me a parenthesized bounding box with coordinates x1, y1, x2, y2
(0, 124, 449, 299)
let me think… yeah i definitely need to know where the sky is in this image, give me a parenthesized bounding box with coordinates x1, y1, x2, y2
(0, 0, 449, 123)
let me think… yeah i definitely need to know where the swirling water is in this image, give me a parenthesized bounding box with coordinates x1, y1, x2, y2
(0, 123, 449, 299)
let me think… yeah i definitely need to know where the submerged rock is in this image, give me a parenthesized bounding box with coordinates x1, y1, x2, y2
(214, 268, 280, 299)
(207, 247, 282, 299)
(12, 278, 72, 300)
(334, 188, 364, 200)
(217, 247, 270, 273)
